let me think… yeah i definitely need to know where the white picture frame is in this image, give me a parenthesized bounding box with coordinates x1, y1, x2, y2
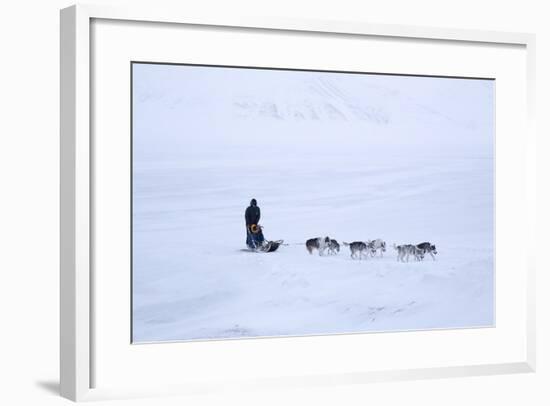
(60, 3, 536, 402)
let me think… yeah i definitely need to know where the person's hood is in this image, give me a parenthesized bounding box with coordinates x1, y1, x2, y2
(250, 199, 257, 206)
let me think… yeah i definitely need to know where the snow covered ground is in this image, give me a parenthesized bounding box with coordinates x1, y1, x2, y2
(131, 64, 495, 342)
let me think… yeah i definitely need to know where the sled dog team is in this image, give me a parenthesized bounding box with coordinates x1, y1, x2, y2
(305, 237, 437, 262)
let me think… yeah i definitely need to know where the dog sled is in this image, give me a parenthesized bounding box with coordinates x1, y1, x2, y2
(244, 239, 284, 253)
(261, 239, 284, 253)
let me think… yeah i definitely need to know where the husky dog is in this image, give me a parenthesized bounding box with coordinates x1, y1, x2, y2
(416, 242, 437, 260)
(393, 244, 424, 262)
(368, 239, 386, 257)
(343, 241, 369, 260)
(306, 237, 331, 256)
(328, 239, 340, 255)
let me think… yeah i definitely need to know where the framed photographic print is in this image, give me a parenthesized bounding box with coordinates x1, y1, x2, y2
(60, 4, 536, 402)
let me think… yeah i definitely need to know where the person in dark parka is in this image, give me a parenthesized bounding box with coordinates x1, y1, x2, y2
(245, 198, 265, 248)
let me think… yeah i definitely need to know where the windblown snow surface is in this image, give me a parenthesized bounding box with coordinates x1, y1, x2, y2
(132, 64, 495, 342)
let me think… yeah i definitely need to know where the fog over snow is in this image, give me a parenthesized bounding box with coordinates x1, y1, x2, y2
(132, 63, 494, 342)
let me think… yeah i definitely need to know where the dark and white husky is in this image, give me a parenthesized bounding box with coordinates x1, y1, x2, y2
(306, 237, 331, 256)
(328, 239, 340, 255)
(368, 239, 386, 257)
(416, 242, 437, 260)
(393, 244, 424, 262)
(343, 241, 369, 260)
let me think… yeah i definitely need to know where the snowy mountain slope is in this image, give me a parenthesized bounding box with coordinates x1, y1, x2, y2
(132, 65, 494, 159)
(232, 76, 391, 124)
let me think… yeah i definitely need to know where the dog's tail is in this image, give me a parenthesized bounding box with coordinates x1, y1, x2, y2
(342, 242, 350, 246)
(392, 243, 398, 250)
